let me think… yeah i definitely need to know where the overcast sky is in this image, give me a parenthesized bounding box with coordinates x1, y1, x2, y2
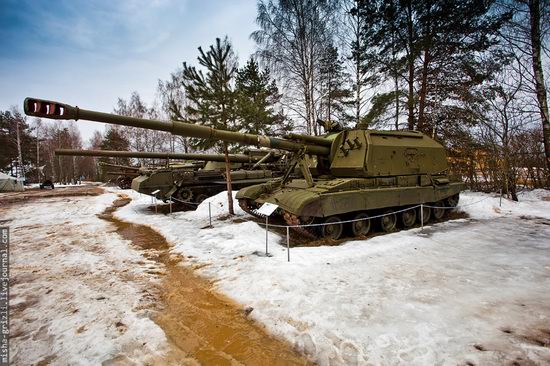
(0, 0, 258, 142)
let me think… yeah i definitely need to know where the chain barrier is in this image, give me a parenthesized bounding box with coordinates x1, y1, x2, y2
(259, 204, 422, 229)
(150, 190, 495, 262)
(258, 195, 494, 230)
(168, 196, 202, 206)
(258, 194, 496, 262)
(164, 195, 213, 227)
(422, 196, 492, 210)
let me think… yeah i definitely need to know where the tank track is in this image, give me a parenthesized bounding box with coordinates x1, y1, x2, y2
(242, 198, 461, 241)
(282, 212, 319, 239)
(288, 224, 318, 240)
(239, 199, 319, 239)
(238, 199, 263, 218)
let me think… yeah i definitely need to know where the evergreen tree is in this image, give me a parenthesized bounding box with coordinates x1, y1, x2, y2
(318, 45, 353, 125)
(343, 0, 380, 126)
(181, 37, 238, 214)
(235, 58, 291, 135)
(363, 0, 510, 135)
(0, 109, 36, 176)
(99, 128, 130, 166)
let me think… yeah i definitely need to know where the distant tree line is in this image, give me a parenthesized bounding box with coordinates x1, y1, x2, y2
(0, 109, 94, 184)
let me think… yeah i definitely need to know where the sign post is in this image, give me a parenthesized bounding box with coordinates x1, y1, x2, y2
(152, 189, 160, 214)
(255, 203, 279, 256)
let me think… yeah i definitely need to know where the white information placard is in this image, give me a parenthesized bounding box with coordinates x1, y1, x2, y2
(256, 202, 279, 216)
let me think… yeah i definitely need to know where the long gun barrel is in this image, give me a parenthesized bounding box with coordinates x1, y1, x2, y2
(26, 98, 331, 156)
(98, 162, 141, 170)
(55, 149, 266, 163)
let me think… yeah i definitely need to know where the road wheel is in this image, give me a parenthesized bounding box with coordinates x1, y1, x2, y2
(322, 216, 344, 240)
(351, 213, 371, 237)
(176, 188, 193, 202)
(418, 206, 431, 224)
(400, 207, 417, 228)
(432, 201, 446, 220)
(380, 210, 397, 233)
(446, 193, 459, 207)
(195, 194, 208, 204)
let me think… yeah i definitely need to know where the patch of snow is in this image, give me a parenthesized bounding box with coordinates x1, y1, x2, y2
(458, 189, 550, 220)
(112, 188, 550, 365)
(8, 192, 170, 365)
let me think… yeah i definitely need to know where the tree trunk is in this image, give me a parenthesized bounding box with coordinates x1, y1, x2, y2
(304, 80, 312, 135)
(392, 28, 399, 130)
(406, 0, 415, 130)
(417, 0, 432, 133)
(356, 57, 361, 126)
(327, 71, 332, 123)
(36, 123, 40, 182)
(528, 0, 550, 172)
(223, 142, 235, 215)
(16, 117, 24, 179)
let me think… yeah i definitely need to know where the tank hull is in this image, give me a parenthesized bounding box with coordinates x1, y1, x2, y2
(132, 168, 277, 203)
(237, 175, 465, 237)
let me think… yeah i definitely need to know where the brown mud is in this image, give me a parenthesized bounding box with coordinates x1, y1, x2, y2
(0, 185, 103, 207)
(101, 195, 310, 366)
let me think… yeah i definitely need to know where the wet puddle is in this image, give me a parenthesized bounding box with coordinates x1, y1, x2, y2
(100, 196, 309, 366)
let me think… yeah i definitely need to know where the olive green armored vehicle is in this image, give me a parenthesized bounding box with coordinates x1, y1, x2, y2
(99, 162, 141, 189)
(55, 149, 145, 188)
(25, 97, 465, 239)
(55, 148, 201, 189)
(131, 150, 283, 203)
(55, 148, 283, 203)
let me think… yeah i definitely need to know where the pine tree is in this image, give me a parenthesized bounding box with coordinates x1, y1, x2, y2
(363, 0, 510, 135)
(318, 45, 352, 125)
(0, 109, 36, 176)
(181, 37, 238, 215)
(99, 128, 130, 166)
(235, 58, 291, 135)
(344, 0, 380, 126)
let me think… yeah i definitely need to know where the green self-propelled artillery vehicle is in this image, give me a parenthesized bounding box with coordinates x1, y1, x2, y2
(25, 97, 465, 239)
(55, 148, 283, 203)
(130, 149, 283, 203)
(99, 162, 141, 189)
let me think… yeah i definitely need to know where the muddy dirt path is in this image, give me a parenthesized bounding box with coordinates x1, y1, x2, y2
(101, 196, 310, 366)
(0, 185, 104, 206)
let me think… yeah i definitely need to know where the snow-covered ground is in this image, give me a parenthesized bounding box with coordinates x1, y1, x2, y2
(6, 192, 176, 365)
(112, 189, 550, 366)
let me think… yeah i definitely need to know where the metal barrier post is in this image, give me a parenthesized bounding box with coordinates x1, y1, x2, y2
(286, 226, 290, 262)
(420, 204, 424, 230)
(155, 195, 158, 214)
(169, 195, 173, 214)
(500, 188, 502, 207)
(208, 202, 212, 227)
(265, 216, 269, 255)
